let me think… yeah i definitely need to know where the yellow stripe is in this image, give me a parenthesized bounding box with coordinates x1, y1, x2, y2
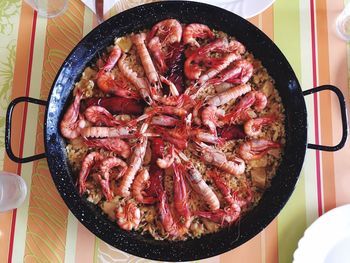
(64, 212, 78, 263)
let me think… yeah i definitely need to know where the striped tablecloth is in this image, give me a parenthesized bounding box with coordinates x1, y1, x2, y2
(1, 0, 349, 262)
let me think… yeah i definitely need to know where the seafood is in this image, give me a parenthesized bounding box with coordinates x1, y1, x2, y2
(81, 126, 135, 138)
(84, 137, 131, 159)
(183, 23, 215, 47)
(207, 83, 251, 107)
(60, 89, 84, 139)
(99, 156, 127, 200)
(173, 161, 191, 227)
(116, 200, 141, 230)
(194, 142, 245, 176)
(84, 96, 144, 115)
(63, 19, 285, 241)
(238, 139, 281, 161)
(244, 116, 277, 137)
(78, 151, 104, 195)
(221, 91, 267, 124)
(148, 18, 182, 45)
(131, 169, 157, 204)
(208, 59, 253, 85)
(195, 203, 241, 226)
(116, 124, 149, 197)
(84, 106, 122, 126)
(118, 54, 153, 105)
(151, 115, 179, 127)
(131, 33, 159, 88)
(178, 152, 220, 211)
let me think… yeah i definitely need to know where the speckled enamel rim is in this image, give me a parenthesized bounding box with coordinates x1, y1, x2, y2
(43, 1, 307, 261)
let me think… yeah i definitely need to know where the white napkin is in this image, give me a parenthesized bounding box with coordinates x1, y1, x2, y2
(81, 0, 118, 15)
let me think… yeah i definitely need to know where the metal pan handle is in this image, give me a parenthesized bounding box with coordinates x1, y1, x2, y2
(302, 85, 348, 151)
(5, 97, 47, 163)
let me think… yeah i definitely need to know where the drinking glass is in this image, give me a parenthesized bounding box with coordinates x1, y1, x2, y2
(0, 171, 27, 212)
(24, 0, 68, 18)
(336, 2, 350, 41)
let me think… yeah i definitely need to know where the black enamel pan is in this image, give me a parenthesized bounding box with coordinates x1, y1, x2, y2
(5, 1, 348, 261)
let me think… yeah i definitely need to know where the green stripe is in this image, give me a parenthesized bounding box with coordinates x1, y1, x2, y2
(274, 0, 307, 263)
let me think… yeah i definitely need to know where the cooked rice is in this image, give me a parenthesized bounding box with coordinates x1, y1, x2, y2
(64, 25, 285, 241)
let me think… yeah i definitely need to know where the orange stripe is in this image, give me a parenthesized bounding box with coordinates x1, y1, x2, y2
(265, 219, 278, 263)
(316, 0, 335, 212)
(262, 5, 274, 40)
(221, 234, 261, 262)
(74, 223, 95, 263)
(23, 1, 85, 261)
(0, 3, 35, 261)
(248, 15, 259, 27)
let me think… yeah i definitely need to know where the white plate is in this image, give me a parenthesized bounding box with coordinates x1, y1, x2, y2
(188, 0, 276, 19)
(293, 204, 350, 263)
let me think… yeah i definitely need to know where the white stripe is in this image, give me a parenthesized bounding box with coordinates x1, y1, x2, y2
(11, 15, 48, 263)
(64, 212, 78, 263)
(299, 0, 319, 226)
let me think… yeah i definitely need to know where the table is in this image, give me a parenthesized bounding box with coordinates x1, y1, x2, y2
(0, 0, 349, 262)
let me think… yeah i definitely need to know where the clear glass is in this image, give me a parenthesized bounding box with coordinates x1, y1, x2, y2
(336, 2, 350, 41)
(0, 171, 27, 212)
(24, 0, 68, 18)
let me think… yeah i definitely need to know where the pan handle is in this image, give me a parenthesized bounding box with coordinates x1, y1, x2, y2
(302, 85, 348, 151)
(5, 97, 47, 163)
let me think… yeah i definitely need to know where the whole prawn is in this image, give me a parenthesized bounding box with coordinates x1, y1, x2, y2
(80, 126, 135, 139)
(238, 138, 281, 161)
(178, 152, 220, 211)
(78, 151, 104, 195)
(84, 137, 131, 159)
(183, 23, 215, 47)
(116, 124, 149, 197)
(131, 33, 160, 88)
(98, 156, 127, 201)
(194, 142, 245, 176)
(116, 200, 141, 231)
(244, 115, 277, 137)
(207, 83, 251, 107)
(84, 105, 122, 127)
(118, 54, 153, 105)
(60, 89, 84, 139)
(131, 169, 157, 204)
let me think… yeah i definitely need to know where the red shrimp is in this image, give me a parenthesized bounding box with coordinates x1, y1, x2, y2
(207, 83, 251, 107)
(84, 105, 122, 127)
(148, 19, 182, 45)
(178, 152, 220, 211)
(80, 126, 135, 139)
(148, 36, 167, 73)
(131, 169, 157, 204)
(78, 152, 104, 195)
(194, 142, 245, 176)
(220, 91, 267, 124)
(173, 161, 192, 228)
(116, 124, 149, 197)
(118, 54, 153, 105)
(194, 203, 241, 226)
(116, 200, 141, 231)
(183, 23, 215, 47)
(244, 115, 277, 137)
(208, 59, 253, 85)
(83, 137, 131, 159)
(60, 89, 84, 139)
(207, 171, 235, 206)
(238, 139, 281, 161)
(131, 33, 160, 88)
(151, 115, 179, 127)
(98, 156, 127, 201)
